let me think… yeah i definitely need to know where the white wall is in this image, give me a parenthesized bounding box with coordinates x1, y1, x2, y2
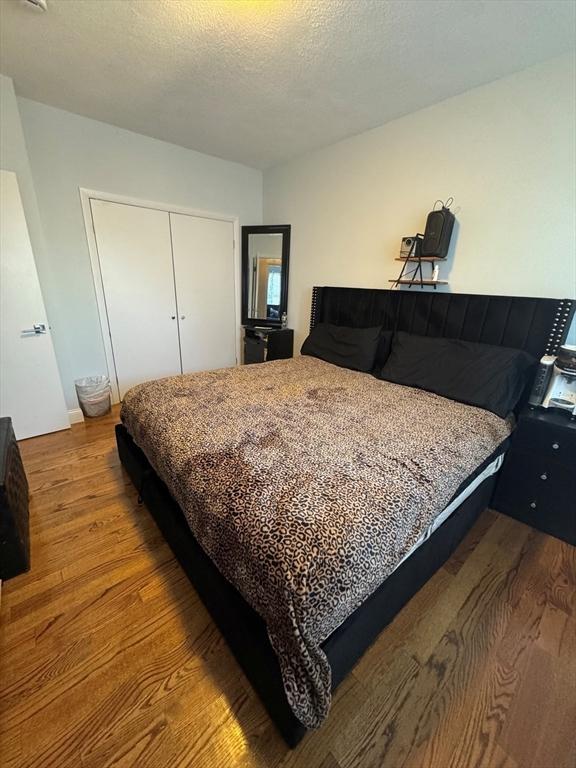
(264, 55, 576, 352)
(4, 54, 574, 410)
(0, 76, 50, 297)
(16, 96, 263, 408)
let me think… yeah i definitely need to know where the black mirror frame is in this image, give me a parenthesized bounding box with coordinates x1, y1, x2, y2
(241, 224, 291, 328)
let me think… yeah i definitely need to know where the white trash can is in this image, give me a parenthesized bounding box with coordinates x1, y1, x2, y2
(75, 375, 112, 418)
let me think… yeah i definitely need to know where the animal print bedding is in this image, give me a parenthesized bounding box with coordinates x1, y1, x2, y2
(121, 355, 511, 728)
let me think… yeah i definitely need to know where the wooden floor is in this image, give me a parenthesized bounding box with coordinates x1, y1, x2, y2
(0, 407, 575, 768)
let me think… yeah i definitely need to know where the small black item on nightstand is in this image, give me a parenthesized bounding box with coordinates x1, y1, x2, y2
(243, 327, 294, 364)
(0, 417, 30, 580)
(492, 408, 576, 545)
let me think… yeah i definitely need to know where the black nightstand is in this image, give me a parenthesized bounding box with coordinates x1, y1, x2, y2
(243, 327, 294, 364)
(492, 408, 576, 546)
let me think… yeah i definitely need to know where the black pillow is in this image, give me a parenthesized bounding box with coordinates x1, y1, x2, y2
(301, 323, 385, 373)
(379, 331, 535, 418)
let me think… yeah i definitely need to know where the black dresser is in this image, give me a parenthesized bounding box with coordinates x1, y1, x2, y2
(492, 408, 576, 545)
(243, 327, 294, 364)
(0, 417, 30, 580)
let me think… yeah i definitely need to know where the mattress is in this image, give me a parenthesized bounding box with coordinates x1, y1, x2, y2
(121, 356, 512, 728)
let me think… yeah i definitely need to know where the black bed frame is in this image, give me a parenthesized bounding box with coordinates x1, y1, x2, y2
(116, 288, 574, 747)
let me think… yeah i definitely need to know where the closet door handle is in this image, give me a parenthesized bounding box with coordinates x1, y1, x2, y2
(180, 315, 186, 320)
(171, 315, 176, 320)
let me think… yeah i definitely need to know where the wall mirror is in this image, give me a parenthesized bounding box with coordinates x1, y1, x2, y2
(242, 225, 290, 327)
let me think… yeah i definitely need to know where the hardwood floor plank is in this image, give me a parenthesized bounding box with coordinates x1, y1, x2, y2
(334, 524, 536, 768)
(334, 651, 422, 768)
(270, 673, 370, 768)
(1, 407, 574, 768)
(316, 753, 342, 768)
(3, 560, 199, 695)
(386, 514, 530, 669)
(17, 623, 230, 767)
(411, 531, 545, 768)
(443, 508, 499, 576)
(0, 721, 22, 768)
(499, 605, 576, 768)
(0, 567, 64, 609)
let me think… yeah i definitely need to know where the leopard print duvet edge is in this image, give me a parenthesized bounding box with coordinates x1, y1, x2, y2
(120, 356, 511, 728)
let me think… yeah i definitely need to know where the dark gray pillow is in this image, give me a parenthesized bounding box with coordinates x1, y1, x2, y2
(301, 323, 384, 372)
(379, 331, 535, 418)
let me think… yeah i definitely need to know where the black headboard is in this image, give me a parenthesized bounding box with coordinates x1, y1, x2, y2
(310, 287, 574, 362)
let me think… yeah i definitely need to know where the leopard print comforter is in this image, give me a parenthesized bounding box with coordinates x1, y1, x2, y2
(121, 356, 511, 728)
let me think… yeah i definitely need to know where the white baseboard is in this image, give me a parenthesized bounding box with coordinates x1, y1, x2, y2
(68, 408, 85, 425)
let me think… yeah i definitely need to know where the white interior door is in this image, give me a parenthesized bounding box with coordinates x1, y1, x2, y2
(91, 200, 181, 399)
(0, 170, 69, 440)
(170, 214, 236, 373)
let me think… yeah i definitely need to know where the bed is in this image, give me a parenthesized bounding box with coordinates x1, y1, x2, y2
(116, 288, 574, 746)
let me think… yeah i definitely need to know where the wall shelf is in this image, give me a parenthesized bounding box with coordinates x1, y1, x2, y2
(388, 279, 448, 286)
(395, 256, 446, 262)
(392, 234, 448, 288)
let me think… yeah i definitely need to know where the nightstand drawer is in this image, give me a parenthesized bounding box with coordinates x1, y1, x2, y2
(514, 417, 576, 468)
(493, 449, 576, 544)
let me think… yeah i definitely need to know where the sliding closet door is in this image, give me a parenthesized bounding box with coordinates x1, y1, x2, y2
(91, 200, 181, 398)
(170, 214, 236, 373)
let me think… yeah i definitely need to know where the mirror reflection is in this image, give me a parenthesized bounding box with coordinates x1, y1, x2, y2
(242, 225, 290, 327)
(247, 234, 283, 321)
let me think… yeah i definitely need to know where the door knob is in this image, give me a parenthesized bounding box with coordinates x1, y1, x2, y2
(21, 323, 46, 336)
(171, 316, 176, 320)
(180, 315, 186, 320)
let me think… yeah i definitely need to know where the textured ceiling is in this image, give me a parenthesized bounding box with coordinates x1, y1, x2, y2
(1, 0, 574, 169)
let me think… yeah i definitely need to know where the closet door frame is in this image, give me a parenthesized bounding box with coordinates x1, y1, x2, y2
(80, 188, 241, 404)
